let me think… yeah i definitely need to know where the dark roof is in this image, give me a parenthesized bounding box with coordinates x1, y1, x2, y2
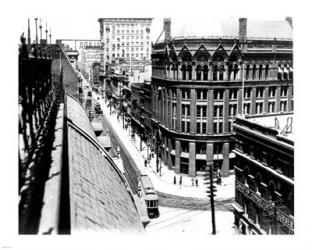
(66, 95, 144, 232)
(66, 94, 97, 141)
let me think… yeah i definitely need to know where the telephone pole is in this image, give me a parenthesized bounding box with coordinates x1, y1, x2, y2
(204, 160, 217, 234)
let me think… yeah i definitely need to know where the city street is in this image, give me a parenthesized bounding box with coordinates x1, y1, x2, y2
(92, 91, 236, 234)
(146, 206, 236, 235)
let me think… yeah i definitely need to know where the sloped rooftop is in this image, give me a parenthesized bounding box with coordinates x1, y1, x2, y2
(66, 95, 144, 233)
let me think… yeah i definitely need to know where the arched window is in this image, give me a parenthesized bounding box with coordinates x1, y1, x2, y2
(203, 65, 208, 80)
(228, 64, 233, 80)
(213, 65, 218, 81)
(258, 65, 263, 79)
(246, 64, 250, 80)
(219, 65, 224, 80)
(196, 65, 202, 80)
(283, 64, 289, 80)
(265, 64, 270, 79)
(243, 167, 249, 187)
(268, 181, 276, 202)
(181, 64, 186, 80)
(234, 64, 239, 80)
(255, 173, 262, 195)
(277, 64, 282, 80)
(252, 64, 257, 79)
(188, 64, 192, 80)
(289, 66, 293, 80)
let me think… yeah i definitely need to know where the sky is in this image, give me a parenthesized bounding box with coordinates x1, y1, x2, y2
(14, 0, 297, 44)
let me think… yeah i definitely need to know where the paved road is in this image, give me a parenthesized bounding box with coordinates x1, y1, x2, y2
(158, 192, 234, 211)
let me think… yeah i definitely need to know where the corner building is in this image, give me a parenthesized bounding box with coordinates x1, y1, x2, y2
(151, 17, 293, 177)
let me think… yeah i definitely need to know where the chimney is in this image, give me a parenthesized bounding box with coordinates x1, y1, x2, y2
(239, 18, 247, 42)
(285, 16, 293, 28)
(163, 18, 171, 41)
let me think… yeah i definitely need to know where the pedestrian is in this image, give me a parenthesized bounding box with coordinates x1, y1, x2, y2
(173, 175, 176, 185)
(144, 159, 147, 167)
(179, 176, 182, 187)
(217, 169, 222, 185)
(195, 178, 198, 187)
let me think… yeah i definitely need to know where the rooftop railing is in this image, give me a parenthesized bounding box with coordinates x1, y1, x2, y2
(18, 21, 64, 233)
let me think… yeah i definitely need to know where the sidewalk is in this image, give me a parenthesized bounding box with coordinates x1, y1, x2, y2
(96, 93, 234, 200)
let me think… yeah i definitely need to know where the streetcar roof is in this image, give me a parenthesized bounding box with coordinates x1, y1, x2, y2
(144, 194, 158, 201)
(139, 175, 154, 189)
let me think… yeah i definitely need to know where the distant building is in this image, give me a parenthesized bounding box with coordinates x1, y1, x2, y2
(232, 114, 294, 234)
(151, 17, 293, 177)
(98, 18, 153, 74)
(131, 81, 152, 141)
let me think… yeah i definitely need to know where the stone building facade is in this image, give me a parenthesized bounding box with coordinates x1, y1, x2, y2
(151, 17, 293, 177)
(98, 18, 153, 71)
(232, 115, 294, 234)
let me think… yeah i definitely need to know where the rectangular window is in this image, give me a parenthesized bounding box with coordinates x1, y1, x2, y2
(269, 86, 276, 97)
(280, 101, 287, 112)
(197, 107, 201, 118)
(182, 90, 190, 100)
(229, 104, 237, 116)
(244, 88, 251, 99)
(256, 87, 264, 98)
(214, 89, 224, 100)
(268, 102, 275, 113)
(186, 122, 190, 133)
(256, 103, 263, 114)
(202, 106, 207, 118)
(203, 91, 207, 100)
(219, 123, 223, 133)
(230, 89, 238, 100)
(172, 89, 177, 99)
(197, 90, 201, 100)
(213, 122, 218, 133)
(197, 122, 201, 133)
(243, 103, 250, 114)
(281, 86, 288, 97)
(202, 122, 206, 134)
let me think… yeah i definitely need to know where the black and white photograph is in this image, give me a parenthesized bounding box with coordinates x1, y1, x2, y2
(1, 0, 311, 249)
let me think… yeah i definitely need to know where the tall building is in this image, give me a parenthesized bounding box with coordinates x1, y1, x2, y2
(151, 17, 293, 177)
(98, 18, 153, 73)
(232, 114, 294, 234)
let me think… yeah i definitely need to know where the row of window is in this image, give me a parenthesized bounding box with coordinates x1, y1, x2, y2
(112, 41, 150, 46)
(179, 87, 288, 101)
(168, 100, 287, 121)
(105, 36, 150, 43)
(105, 26, 150, 33)
(165, 63, 293, 81)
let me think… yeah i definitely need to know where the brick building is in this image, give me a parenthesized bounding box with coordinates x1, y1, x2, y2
(151, 17, 293, 177)
(232, 114, 294, 234)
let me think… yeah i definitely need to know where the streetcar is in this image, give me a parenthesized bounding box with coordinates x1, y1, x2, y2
(138, 174, 159, 218)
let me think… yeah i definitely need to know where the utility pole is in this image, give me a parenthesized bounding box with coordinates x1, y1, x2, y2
(204, 161, 217, 234)
(34, 18, 38, 45)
